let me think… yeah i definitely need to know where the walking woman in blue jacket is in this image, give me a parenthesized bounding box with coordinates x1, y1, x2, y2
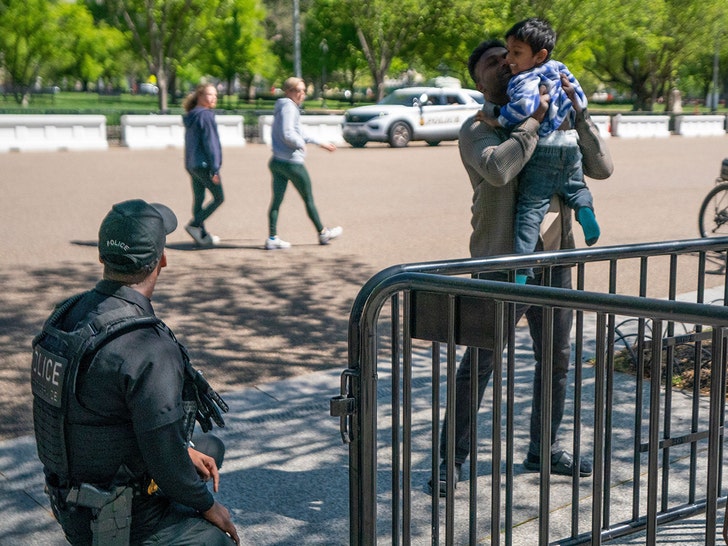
(183, 83, 224, 246)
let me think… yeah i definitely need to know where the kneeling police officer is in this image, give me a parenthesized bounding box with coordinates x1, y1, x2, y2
(32, 199, 239, 545)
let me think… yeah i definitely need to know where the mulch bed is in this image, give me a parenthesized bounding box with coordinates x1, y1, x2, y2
(613, 337, 724, 395)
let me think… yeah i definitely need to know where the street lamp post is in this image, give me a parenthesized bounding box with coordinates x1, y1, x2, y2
(710, 45, 719, 113)
(293, 0, 301, 78)
(320, 38, 328, 108)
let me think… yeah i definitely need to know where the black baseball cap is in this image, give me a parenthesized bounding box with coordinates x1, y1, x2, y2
(98, 199, 177, 273)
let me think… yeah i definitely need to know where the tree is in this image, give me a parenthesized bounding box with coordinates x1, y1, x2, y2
(587, 0, 714, 111)
(494, 0, 617, 94)
(302, 0, 366, 99)
(343, 0, 427, 100)
(103, 0, 221, 112)
(411, 0, 509, 86)
(54, 5, 129, 91)
(261, 0, 314, 79)
(0, 0, 80, 105)
(202, 0, 276, 105)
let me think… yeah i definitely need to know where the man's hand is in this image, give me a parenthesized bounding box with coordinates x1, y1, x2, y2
(560, 74, 582, 113)
(531, 84, 550, 123)
(320, 142, 336, 152)
(475, 109, 501, 128)
(203, 500, 240, 544)
(189, 447, 220, 493)
(212, 173, 221, 184)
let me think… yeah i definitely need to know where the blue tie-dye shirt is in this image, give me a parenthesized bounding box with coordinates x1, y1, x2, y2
(498, 60, 588, 137)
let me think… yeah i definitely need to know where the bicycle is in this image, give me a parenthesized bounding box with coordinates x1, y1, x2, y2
(698, 158, 728, 237)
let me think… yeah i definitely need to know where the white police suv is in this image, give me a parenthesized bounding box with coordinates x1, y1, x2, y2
(342, 87, 482, 148)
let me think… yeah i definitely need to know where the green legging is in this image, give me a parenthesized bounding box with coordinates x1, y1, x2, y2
(268, 158, 324, 237)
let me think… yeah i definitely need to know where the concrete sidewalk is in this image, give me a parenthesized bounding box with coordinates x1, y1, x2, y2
(2, 307, 725, 545)
(0, 367, 351, 545)
(3, 123, 728, 546)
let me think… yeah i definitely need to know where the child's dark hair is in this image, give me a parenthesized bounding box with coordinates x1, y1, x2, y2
(505, 18, 556, 59)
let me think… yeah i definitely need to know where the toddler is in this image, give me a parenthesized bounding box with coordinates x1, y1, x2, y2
(484, 18, 600, 282)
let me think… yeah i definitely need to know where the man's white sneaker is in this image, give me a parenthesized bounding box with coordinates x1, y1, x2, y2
(265, 236, 291, 250)
(319, 226, 343, 245)
(185, 224, 206, 246)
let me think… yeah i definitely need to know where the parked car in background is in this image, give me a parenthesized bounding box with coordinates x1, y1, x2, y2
(342, 87, 482, 148)
(464, 88, 485, 104)
(139, 82, 159, 95)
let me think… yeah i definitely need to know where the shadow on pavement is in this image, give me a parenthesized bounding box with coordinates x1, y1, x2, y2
(0, 251, 376, 441)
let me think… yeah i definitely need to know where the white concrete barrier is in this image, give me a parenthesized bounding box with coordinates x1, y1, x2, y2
(121, 115, 184, 149)
(0, 115, 108, 152)
(216, 116, 246, 148)
(674, 115, 726, 137)
(258, 114, 345, 146)
(611, 114, 671, 138)
(121, 114, 245, 149)
(590, 115, 611, 139)
(260, 112, 609, 143)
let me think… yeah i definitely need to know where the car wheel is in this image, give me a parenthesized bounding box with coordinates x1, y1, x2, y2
(425, 140, 440, 146)
(388, 122, 412, 148)
(345, 137, 368, 148)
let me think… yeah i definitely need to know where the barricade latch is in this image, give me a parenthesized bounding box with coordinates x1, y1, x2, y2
(330, 369, 357, 444)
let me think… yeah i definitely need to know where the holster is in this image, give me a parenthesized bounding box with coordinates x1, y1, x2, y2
(65, 483, 133, 546)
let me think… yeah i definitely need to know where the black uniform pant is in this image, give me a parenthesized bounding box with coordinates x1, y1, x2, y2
(49, 433, 232, 545)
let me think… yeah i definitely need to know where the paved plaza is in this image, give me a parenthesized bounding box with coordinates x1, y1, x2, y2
(1, 134, 728, 543)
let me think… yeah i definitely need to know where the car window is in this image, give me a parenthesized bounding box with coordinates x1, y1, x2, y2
(464, 89, 485, 104)
(379, 92, 419, 106)
(445, 94, 465, 105)
(377, 89, 480, 107)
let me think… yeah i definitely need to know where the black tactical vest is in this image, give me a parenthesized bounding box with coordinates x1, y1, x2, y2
(31, 293, 162, 485)
(32, 292, 228, 487)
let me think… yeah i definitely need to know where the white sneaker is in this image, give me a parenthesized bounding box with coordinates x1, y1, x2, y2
(265, 236, 291, 250)
(202, 231, 220, 246)
(185, 224, 206, 246)
(201, 233, 220, 246)
(319, 226, 343, 245)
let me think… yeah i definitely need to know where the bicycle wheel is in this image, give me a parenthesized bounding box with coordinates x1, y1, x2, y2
(699, 182, 728, 237)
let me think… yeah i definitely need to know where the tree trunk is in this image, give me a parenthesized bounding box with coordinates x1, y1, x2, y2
(156, 70, 169, 113)
(169, 69, 178, 106)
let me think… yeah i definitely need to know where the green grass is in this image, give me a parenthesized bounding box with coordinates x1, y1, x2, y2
(0, 91, 373, 125)
(589, 101, 728, 115)
(1, 90, 724, 125)
(0, 91, 179, 125)
(0, 91, 156, 108)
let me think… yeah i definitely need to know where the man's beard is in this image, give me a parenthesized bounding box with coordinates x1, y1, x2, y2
(497, 65, 512, 88)
(492, 66, 513, 105)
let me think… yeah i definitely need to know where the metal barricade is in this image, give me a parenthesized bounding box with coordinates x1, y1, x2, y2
(331, 237, 728, 545)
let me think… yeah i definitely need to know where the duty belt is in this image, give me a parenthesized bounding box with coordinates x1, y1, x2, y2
(50, 482, 133, 546)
